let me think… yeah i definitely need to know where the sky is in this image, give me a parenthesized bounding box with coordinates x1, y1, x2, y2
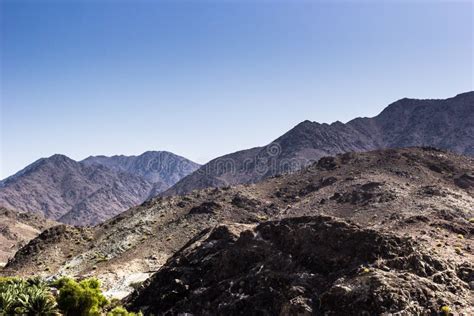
(0, 0, 473, 179)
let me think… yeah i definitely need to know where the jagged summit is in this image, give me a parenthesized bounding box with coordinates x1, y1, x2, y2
(164, 91, 473, 196)
(82, 150, 200, 186)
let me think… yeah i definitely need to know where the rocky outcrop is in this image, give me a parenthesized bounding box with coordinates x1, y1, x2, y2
(126, 216, 473, 315)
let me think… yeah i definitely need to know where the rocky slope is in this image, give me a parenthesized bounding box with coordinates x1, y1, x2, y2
(125, 216, 473, 315)
(0, 208, 57, 265)
(165, 91, 473, 196)
(3, 147, 473, 307)
(0, 152, 199, 225)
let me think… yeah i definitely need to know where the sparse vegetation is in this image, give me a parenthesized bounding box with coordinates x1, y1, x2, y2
(440, 305, 451, 315)
(0, 276, 143, 315)
(107, 306, 142, 316)
(52, 277, 109, 316)
(361, 267, 371, 273)
(0, 277, 58, 315)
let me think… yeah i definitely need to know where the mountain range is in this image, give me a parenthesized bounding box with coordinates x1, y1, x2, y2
(4, 147, 473, 313)
(164, 91, 474, 195)
(0, 152, 199, 225)
(0, 92, 472, 227)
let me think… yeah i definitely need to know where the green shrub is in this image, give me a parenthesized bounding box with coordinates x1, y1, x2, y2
(16, 287, 58, 315)
(107, 306, 142, 316)
(1, 276, 117, 316)
(0, 277, 58, 315)
(53, 277, 109, 316)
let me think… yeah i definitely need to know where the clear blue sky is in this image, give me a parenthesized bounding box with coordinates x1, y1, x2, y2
(1, 0, 472, 179)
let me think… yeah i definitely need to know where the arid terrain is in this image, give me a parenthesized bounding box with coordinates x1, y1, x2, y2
(0, 208, 58, 265)
(2, 1, 473, 314)
(3, 147, 473, 313)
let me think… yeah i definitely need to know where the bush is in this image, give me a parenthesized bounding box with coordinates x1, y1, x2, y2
(1, 276, 116, 316)
(53, 277, 109, 316)
(0, 277, 58, 315)
(107, 306, 142, 316)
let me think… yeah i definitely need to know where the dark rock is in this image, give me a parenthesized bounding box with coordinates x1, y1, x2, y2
(317, 157, 338, 170)
(361, 181, 383, 191)
(125, 216, 471, 315)
(404, 215, 430, 224)
(188, 201, 221, 215)
(454, 173, 474, 189)
(419, 186, 446, 197)
(299, 177, 337, 196)
(231, 194, 258, 209)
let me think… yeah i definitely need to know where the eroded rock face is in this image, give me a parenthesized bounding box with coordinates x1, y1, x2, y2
(126, 216, 473, 315)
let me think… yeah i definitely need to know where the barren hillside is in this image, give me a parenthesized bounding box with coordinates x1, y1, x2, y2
(0, 208, 58, 265)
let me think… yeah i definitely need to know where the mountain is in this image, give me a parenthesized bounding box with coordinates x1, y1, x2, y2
(0, 154, 153, 225)
(0, 152, 200, 226)
(0, 208, 58, 265)
(4, 147, 473, 309)
(164, 92, 473, 196)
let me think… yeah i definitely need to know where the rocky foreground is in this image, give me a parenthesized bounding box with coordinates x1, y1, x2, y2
(125, 215, 473, 315)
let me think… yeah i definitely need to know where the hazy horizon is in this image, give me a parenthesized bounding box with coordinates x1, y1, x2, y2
(1, 1, 473, 179)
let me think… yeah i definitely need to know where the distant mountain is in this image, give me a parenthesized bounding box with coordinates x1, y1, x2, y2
(0, 152, 200, 226)
(164, 91, 473, 196)
(82, 151, 200, 188)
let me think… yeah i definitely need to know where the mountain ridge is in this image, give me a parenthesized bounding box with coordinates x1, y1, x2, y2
(82, 150, 199, 187)
(164, 91, 473, 196)
(0, 151, 200, 225)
